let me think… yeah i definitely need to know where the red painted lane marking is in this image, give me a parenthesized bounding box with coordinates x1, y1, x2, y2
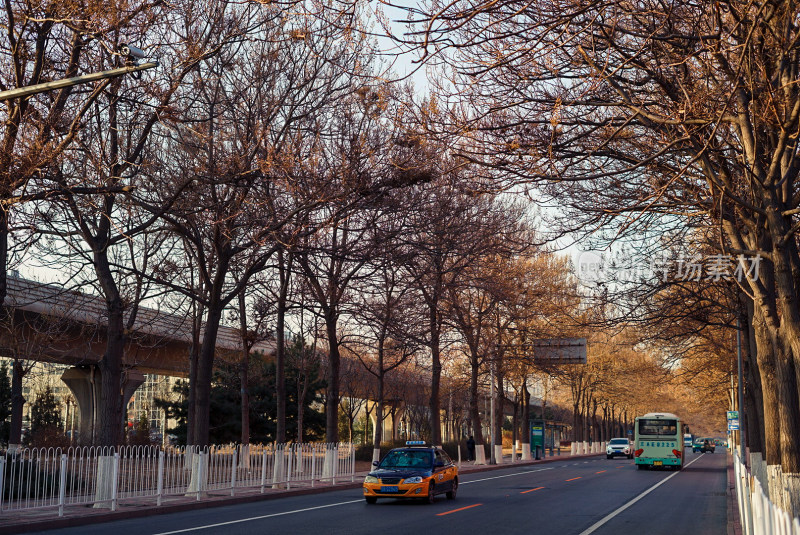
(595, 470, 607, 474)
(565, 477, 582, 482)
(617, 465, 626, 468)
(520, 486, 545, 494)
(437, 503, 483, 516)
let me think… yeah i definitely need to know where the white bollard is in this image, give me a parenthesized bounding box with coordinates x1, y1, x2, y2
(272, 444, 286, 489)
(93, 454, 117, 509)
(58, 454, 67, 517)
(156, 451, 165, 506)
(260, 450, 268, 493)
(186, 451, 208, 499)
(230, 450, 238, 496)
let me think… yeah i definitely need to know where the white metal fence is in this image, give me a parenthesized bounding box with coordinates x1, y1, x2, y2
(0, 442, 355, 517)
(734, 454, 800, 535)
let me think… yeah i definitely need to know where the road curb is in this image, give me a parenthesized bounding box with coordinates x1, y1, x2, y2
(2, 452, 602, 534)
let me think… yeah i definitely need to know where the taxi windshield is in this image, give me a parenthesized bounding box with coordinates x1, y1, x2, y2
(379, 450, 432, 469)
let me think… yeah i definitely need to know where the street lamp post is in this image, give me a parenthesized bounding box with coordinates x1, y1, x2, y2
(489, 359, 496, 464)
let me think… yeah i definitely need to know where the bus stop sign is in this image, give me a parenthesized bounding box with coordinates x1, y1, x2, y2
(530, 420, 545, 451)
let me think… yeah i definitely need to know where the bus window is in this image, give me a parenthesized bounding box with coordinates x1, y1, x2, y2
(638, 418, 677, 436)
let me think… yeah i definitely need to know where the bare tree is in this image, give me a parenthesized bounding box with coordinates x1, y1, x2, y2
(398, 173, 524, 445)
(391, 0, 800, 510)
(348, 237, 423, 459)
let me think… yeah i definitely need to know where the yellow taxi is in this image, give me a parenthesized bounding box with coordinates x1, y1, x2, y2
(363, 441, 458, 504)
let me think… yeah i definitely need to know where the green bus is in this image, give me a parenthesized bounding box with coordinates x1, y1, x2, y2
(633, 412, 684, 470)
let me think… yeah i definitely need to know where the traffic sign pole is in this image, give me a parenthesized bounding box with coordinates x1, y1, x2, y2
(736, 318, 747, 466)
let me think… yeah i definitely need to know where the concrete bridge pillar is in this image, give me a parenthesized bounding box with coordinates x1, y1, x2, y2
(60, 366, 145, 445)
(391, 407, 405, 441)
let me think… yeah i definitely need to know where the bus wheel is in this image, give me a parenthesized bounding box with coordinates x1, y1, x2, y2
(637, 464, 646, 470)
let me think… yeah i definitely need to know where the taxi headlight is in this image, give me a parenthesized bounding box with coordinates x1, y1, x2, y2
(403, 476, 423, 484)
(364, 476, 379, 484)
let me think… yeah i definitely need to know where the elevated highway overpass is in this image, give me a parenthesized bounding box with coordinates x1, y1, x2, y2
(2, 275, 274, 443)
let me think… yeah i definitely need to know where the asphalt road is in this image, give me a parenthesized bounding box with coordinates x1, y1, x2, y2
(28, 450, 728, 535)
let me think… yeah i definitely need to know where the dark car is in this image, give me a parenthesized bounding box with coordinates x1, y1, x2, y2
(693, 438, 716, 453)
(362, 442, 458, 504)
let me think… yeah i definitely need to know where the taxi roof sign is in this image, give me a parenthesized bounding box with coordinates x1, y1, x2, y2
(405, 440, 426, 446)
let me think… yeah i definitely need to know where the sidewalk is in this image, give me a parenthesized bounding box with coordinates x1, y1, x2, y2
(727, 451, 743, 535)
(2, 450, 599, 534)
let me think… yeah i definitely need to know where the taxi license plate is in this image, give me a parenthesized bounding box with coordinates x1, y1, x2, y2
(381, 486, 399, 493)
(653, 461, 663, 466)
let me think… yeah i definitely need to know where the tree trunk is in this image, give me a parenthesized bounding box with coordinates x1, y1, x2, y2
(429, 307, 442, 445)
(95, 253, 125, 448)
(238, 292, 250, 446)
(373, 370, 385, 448)
(572, 400, 580, 442)
(774, 330, 800, 475)
(494, 365, 504, 455)
(766, 231, 800, 475)
(297, 374, 307, 443)
(239, 358, 249, 445)
(741, 296, 764, 457)
(187, 344, 198, 448)
(753, 306, 782, 468)
(469, 348, 485, 447)
(275, 250, 290, 443)
(9, 359, 24, 446)
(324, 310, 340, 443)
(521, 378, 530, 455)
(511, 391, 518, 451)
(193, 305, 223, 448)
(0, 208, 8, 310)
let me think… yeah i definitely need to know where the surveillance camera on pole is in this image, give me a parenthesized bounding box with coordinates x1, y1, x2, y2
(120, 44, 147, 65)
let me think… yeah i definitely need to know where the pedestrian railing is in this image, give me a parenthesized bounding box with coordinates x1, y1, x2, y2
(0, 442, 355, 518)
(733, 453, 800, 535)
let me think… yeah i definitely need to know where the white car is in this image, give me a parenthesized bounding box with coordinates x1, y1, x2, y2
(606, 437, 633, 459)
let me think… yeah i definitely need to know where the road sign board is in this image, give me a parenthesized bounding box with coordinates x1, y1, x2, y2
(532, 338, 587, 364)
(727, 411, 739, 420)
(728, 419, 740, 430)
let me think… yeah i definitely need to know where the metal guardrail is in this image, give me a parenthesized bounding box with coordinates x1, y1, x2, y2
(734, 453, 800, 534)
(0, 442, 355, 517)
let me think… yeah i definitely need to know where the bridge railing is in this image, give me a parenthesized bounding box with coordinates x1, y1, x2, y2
(733, 453, 800, 535)
(0, 442, 355, 517)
